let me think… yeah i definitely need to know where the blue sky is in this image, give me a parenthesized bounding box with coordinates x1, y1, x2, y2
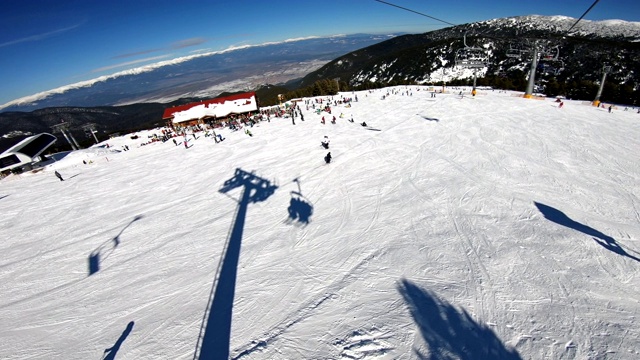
(1, 0, 639, 107)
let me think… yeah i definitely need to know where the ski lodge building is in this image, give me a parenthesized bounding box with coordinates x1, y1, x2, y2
(0, 133, 57, 174)
(162, 92, 259, 128)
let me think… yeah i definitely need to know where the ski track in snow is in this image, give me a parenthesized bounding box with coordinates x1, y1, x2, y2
(1, 86, 640, 359)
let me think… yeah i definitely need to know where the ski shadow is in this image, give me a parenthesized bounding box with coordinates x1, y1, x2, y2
(286, 178, 313, 225)
(88, 215, 144, 276)
(397, 279, 521, 359)
(0, 195, 8, 200)
(534, 202, 639, 262)
(419, 115, 440, 122)
(67, 173, 80, 180)
(195, 168, 277, 360)
(102, 321, 135, 360)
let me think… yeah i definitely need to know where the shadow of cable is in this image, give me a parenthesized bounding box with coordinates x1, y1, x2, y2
(397, 279, 521, 360)
(195, 169, 277, 360)
(534, 202, 639, 262)
(88, 215, 144, 276)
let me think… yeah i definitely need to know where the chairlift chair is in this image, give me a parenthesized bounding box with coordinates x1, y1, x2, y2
(539, 46, 560, 62)
(455, 32, 489, 69)
(506, 47, 522, 58)
(455, 47, 489, 68)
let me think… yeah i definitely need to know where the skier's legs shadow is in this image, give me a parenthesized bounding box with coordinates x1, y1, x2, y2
(397, 279, 521, 359)
(102, 321, 135, 360)
(534, 202, 639, 262)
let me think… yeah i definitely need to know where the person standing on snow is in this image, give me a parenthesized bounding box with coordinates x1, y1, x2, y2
(324, 152, 332, 164)
(321, 136, 330, 149)
(55, 170, 64, 181)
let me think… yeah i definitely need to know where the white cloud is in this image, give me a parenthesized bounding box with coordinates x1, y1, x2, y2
(0, 23, 82, 48)
(92, 55, 172, 73)
(0, 35, 348, 111)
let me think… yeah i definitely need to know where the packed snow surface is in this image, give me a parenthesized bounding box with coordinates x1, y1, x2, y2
(1, 87, 639, 359)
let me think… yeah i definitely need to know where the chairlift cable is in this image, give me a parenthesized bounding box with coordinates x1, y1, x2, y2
(566, 0, 601, 33)
(373, 0, 457, 26)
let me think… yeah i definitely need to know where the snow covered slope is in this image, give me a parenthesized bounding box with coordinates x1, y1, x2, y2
(1, 87, 639, 359)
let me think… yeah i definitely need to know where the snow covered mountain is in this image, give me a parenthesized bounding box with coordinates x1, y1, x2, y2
(480, 15, 640, 39)
(1, 86, 639, 359)
(0, 34, 394, 113)
(300, 16, 640, 104)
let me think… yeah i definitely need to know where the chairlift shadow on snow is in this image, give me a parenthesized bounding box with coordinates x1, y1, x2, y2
(102, 321, 135, 360)
(286, 178, 313, 226)
(534, 202, 639, 263)
(88, 215, 145, 276)
(397, 279, 521, 360)
(194, 168, 277, 360)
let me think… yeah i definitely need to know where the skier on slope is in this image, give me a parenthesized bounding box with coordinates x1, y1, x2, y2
(321, 136, 330, 149)
(324, 152, 332, 164)
(54, 170, 64, 181)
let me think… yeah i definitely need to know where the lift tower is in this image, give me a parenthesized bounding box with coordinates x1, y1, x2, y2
(51, 122, 80, 151)
(454, 32, 490, 96)
(592, 64, 611, 107)
(507, 40, 563, 98)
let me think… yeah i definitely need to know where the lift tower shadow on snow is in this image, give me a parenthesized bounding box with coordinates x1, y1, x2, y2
(194, 168, 277, 360)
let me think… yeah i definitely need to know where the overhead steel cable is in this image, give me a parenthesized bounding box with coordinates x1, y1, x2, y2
(373, 0, 457, 27)
(566, 0, 601, 33)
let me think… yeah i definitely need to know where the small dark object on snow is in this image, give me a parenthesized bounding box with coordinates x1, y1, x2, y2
(324, 152, 332, 164)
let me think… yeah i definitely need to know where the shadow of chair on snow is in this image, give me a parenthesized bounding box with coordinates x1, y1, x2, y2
(102, 321, 134, 360)
(534, 202, 639, 262)
(287, 178, 313, 225)
(88, 215, 145, 276)
(397, 279, 521, 360)
(194, 168, 277, 360)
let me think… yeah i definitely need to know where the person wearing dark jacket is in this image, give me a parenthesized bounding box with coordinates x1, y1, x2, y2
(324, 152, 332, 164)
(54, 170, 64, 181)
(321, 136, 330, 149)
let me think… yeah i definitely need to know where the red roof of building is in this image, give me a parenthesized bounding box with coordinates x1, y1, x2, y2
(162, 91, 257, 119)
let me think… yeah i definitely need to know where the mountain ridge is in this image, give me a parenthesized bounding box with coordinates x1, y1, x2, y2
(3, 15, 639, 153)
(1, 34, 395, 113)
